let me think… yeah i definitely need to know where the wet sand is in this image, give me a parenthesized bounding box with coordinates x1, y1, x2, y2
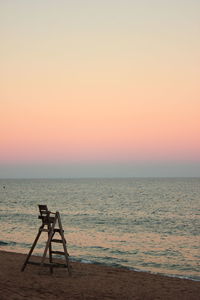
(0, 250, 199, 299)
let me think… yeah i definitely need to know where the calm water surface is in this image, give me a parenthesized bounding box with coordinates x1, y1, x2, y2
(0, 178, 199, 280)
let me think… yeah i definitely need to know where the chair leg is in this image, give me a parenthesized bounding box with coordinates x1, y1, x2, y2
(21, 228, 42, 271)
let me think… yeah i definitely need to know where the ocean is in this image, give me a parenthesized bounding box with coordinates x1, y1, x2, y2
(0, 178, 199, 281)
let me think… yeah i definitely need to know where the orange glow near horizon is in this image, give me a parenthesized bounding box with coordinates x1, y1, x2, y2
(1, 91, 200, 164)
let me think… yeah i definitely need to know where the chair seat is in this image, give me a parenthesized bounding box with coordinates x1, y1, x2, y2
(38, 215, 55, 224)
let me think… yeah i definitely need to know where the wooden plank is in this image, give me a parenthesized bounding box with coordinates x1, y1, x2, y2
(21, 228, 43, 271)
(51, 239, 63, 243)
(51, 251, 65, 255)
(40, 214, 57, 265)
(49, 239, 53, 274)
(54, 228, 64, 233)
(57, 212, 72, 276)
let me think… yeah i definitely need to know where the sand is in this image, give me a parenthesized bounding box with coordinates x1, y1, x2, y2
(0, 250, 199, 300)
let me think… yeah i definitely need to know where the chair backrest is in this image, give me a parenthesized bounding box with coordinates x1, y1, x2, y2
(38, 205, 54, 225)
(38, 204, 48, 216)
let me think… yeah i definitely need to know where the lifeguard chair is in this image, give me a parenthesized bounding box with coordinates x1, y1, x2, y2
(21, 205, 71, 275)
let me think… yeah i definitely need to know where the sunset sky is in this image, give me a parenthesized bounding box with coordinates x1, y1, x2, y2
(1, 0, 200, 178)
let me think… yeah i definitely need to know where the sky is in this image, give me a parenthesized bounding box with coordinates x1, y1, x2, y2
(1, 0, 200, 178)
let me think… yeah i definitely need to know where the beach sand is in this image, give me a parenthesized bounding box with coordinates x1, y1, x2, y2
(0, 250, 199, 300)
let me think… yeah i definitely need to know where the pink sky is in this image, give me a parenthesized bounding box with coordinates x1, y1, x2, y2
(1, 1, 200, 176)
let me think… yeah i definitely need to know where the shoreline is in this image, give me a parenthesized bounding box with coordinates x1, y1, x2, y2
(0, 250, 199, 299)
(2, 246, 200, 282)
(71, 259, 200, 283)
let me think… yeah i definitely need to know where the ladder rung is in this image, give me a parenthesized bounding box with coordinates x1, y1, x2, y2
(51, 239, 63, 243)
(51, 251, 66, 255)
(54, 228, 64, 233)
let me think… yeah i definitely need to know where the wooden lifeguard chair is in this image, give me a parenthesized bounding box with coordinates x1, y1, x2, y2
(21, 205, 71, 275)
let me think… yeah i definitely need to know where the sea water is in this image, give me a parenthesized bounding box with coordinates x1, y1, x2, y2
(0, 178, 199, 281)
